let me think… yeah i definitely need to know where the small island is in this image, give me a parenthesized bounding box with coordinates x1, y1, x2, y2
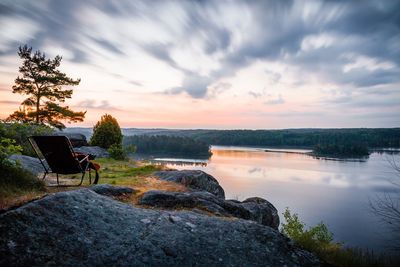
(312, 143, 370, 158)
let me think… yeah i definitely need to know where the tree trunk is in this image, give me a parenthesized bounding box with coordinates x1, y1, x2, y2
(36, 95, 40, 123)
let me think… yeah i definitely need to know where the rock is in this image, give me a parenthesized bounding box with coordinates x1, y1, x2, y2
(0, 189, 324, 266)
(9, 154, 46, 176)
(139, 190, 280, 229)
(90, 184, 135, 196)
(74, 146, 109, 158)
(54, 132, 89, 147)
(241, 197, 280, 230)
(154, 170, 225, 198)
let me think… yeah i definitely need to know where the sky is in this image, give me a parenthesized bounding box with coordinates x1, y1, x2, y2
(0, 0, 399, 129)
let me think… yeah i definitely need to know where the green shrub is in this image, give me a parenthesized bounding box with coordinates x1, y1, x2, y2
(90, 114, 123, 149)
(281, 207, 400, 267)
(281, 207, 335, 251)
(0, 138, 22, 159)
(0, 121, 54, 156)
(108, 144, 127, 160)
(0, 137, 45, 197)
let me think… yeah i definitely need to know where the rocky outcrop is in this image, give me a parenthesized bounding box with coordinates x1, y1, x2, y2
(54, 132, 89, 147)
(154, 170, 225, 198)
(9, 154, 46, 175)
(74, 146, 109, 158)
(0, 189, 324, 266)
(90, 184, 135, 196)
(139, 190, 280, 229)
(240, 197, 280, 229)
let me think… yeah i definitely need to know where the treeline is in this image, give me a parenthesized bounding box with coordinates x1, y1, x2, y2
(313, 143, 370, 157)
(123, 135, 211, 157)
(139, 128, 400, 148)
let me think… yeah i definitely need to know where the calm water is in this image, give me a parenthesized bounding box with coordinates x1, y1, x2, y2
(154, 146, 400, 252)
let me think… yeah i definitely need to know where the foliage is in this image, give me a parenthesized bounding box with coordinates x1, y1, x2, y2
(281, 207, 335, 251)
(132, 128, 400, 150)
(281, 208, 400, 267)
(123, 135, 211, 157)
(90, 114, 123, 149)
(0, 121, 54, 156)
(313, 142, 370, 158)
(0, 138, 22, 160)
(6, 45, 85, 129)
(0, 137, 44, 197)
(108, 144, 128, 160)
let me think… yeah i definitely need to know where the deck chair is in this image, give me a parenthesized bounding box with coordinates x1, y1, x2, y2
(28, 135, 99, 186)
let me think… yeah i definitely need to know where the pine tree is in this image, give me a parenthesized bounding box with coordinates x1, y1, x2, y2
(7, 45, 85, 129)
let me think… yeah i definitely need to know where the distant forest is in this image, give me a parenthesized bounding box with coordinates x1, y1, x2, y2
(64, 127, 400, 157)
(121, 128, 400, 148)
(123, 135, 211, 157)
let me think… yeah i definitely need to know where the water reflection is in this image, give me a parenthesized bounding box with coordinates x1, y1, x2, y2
(153, 146, 399, 252)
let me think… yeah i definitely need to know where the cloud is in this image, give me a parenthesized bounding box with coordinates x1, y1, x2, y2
(129, 80, 143, 87)
(264, 94, 285, 105)
(167, 73, 212, 98)
(93, 38, 124, 55)
(0, 100, 19, 105)
(76, 99, 119, 110)
(0, 0, 399, 127)
(207, 82, 231, 98)
(249, 91, 262, 98)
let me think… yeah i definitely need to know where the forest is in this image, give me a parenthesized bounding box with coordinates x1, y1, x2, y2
(121, 128, 400, 149)
(123, 135, 211, 157)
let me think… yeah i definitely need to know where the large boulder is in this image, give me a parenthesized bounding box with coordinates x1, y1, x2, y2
(54, 132, 89, 147)
(139, 190, 280, 229)
(9, 154, 46, 176)
(74, 146, 109, 158)
(0, 189, 324, 266)
(154, 170, 225, 198)
(90, 184, 135, 196)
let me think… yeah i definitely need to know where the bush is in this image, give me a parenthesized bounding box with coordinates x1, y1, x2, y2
(281, 208, 400, 267)
(90, 114, 123, 149)
(108, 144, 127, 160)
(0, 137, 45, 196)
(0, 121, 54, 156)
(281, 207, 335, 252)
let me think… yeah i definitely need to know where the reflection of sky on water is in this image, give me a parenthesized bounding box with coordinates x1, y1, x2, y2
(161, 146, 400, 252)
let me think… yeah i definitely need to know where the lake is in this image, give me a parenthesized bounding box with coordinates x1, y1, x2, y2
(152, 145, 400, 252)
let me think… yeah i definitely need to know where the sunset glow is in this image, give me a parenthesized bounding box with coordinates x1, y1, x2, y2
(0, 0, 399, 128)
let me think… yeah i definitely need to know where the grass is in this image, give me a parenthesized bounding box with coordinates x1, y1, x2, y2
(92, 158, 188, 204)
(0, 157, 187, 210)
(94, 158, 162, 185)
(0, 161, 46, 210)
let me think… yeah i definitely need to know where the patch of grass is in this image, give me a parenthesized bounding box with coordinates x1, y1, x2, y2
(281, 207, 400, 267)
(93, 158, 164, 187)
(0, 163, 46, 210)
(0, 164, 45, 198)
(1, 157, 182, 210)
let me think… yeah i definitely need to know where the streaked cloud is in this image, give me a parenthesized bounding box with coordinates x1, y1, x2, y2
(0, 0, 398, 128)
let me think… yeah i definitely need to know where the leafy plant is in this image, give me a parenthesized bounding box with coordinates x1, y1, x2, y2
(0, 121, 54, 156)
(0, 137, 44, 197)
(0, 138, 22, 161)
(281, 207, 336, 251)
(90, 114, 123, 149)
(108, 144, 127, 160)
(281, 208, 400, 267)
